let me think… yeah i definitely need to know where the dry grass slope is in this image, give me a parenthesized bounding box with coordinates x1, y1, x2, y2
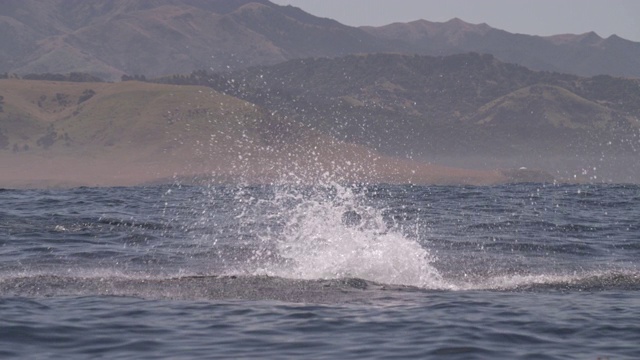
(0, 79, 513, 188)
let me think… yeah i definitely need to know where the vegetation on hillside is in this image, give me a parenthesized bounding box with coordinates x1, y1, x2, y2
(20, 72, 104, 83)
(0, 78, 527, 187)
(2, 1, 640, 80)
(3, 50, 640, 183)
(147, 53, 640, 159)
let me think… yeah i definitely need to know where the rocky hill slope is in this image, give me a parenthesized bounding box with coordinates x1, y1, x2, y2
(362, 18, 640, 78)
(0, 0, 395, 80)
(2, 1, 639, 80)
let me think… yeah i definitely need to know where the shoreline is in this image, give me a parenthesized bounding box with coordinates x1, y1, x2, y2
(0, 154, 556, 189)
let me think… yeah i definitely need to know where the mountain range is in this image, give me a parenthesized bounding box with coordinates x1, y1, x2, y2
(362, 18, 640, 78)
(200, 52, 640, 182)
(1, 0, 640, 80)
(2, 0, 640, 186)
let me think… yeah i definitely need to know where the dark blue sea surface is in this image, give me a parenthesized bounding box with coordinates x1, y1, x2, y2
(1, 183, 639, 359)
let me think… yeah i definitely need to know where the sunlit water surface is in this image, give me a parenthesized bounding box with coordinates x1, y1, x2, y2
(1, 183, 639, 359)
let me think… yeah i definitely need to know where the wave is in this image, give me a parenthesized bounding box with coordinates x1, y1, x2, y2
(484, 271, 640, 292)
(1, 269, 638, 303)
(0, 272, 390, 303)
(5, 183, 638, 303)
(181, 182, 640, 293)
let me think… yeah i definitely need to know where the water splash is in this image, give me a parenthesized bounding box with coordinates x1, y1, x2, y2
(197, 181, 448, 288)
(188, 182, 640, 292)
(267, 183, 447, 288)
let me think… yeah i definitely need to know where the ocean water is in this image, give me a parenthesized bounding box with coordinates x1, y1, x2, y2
(1, 182, 639, 359)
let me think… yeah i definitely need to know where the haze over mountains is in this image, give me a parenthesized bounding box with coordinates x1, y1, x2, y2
(203, 52, 640, 182)
(2, 0, 640, 80)
(362, 19, 640, 78)
(1, 0, 640, 186)
(0, 78, 514, 187)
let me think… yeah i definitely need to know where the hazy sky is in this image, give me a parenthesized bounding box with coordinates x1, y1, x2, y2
(271, 0, 640, 42)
